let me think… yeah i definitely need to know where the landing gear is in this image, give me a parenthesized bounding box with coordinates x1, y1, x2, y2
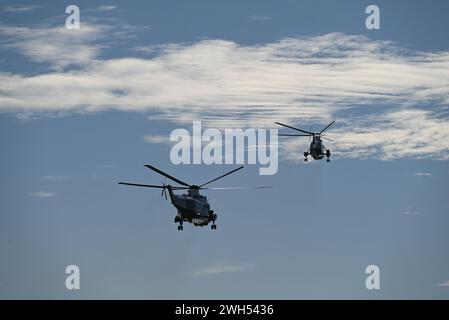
(326, 149, 331, 163)
(304, 151, 309, 162)
(211, 213, 218, 230)
(177, 221, 183, 231)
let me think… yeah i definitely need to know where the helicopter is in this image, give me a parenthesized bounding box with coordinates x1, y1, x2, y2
(119, 165, 270, 230)
(275, 121, 335, 162)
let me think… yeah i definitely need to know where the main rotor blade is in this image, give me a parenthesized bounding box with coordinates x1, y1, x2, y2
(321, 136, 335, 142)
(199, 166, 244, 188)
(274, 122, 312, 135)
(201, 186, 272, 190)
(118, 182, 188, 190)
(319, 120, 335, 134)
(119, 182, 167, 189)
(278, 134, 311, 137)
(144, 165, 190, 187)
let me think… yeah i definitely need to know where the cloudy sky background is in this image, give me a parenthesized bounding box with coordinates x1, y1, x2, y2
(1, 0, 449, 298)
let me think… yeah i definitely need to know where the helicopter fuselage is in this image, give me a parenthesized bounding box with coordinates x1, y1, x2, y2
(309, 136, 325, 159)
(168, 187, 217, 227)
(305, 135, 331, 161)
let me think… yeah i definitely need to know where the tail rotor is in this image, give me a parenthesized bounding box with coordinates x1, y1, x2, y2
(161, 178, 168, 200)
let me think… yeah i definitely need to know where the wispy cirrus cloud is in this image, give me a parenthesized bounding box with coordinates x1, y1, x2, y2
(1, 5, 43, 13)
(434, 280, 449, 287)
(41, 175, 71, 181)
(85, 5, 117, 13)
(1, 30, 449, 160)
(29, 191, 55, 198)
(248, 14, 272, 22)
(189, 263, 254, 277)
(0, 23, 107, 70)
(409, 172, 432, 177)
(281, 109, 449, 161)
(402, 209, 420, 216)
(143, 135, 170, 144)
(95, 5, 117, 12)
(0, 21, 145, 71)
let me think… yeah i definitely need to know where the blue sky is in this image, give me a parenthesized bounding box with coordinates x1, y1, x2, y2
(1, 0, 449, 298)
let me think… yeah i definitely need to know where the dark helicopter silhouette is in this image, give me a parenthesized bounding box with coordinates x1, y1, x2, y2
(119, 165, 270, 230)
(275, 121, 335, 162)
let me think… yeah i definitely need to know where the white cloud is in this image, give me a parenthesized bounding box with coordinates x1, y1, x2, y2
(2, 5, 42, 13)
(95, 5, 117, 11)
(434, 280, 449, 287)
(1, 31, 449, 160)
(248, 14, 272, 22)
(41, 175, 71, 181)
(189, 263, 254, 277)
(143, 135, 170, 144)
(281, 109, 449, 161)
(29, 191, 55, 197)
(410, 172, 432, 177)
(402, 209, 420, 216)
(0, 23, 107, 70)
